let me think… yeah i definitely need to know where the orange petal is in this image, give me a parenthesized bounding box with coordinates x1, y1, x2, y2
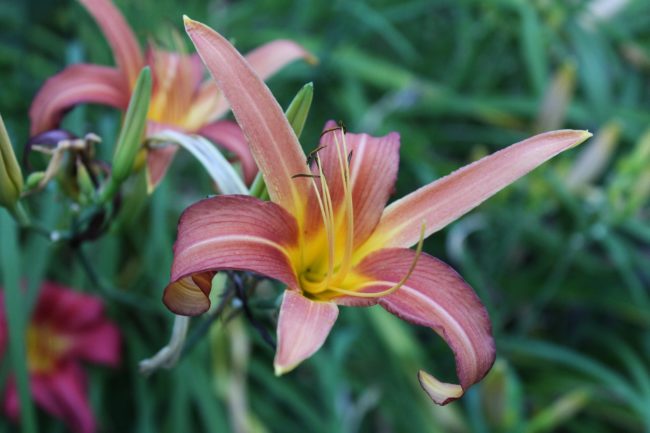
(199, 120, 258, 184)
(370, 130, 592, 249)
(79, 0, 144, 86)
(184, 17, 310, 215)
(353, 248, 495, 405)
(274, 290, 338, 375)
(29, 64, 129, 135)
(163, 195, 300, 316)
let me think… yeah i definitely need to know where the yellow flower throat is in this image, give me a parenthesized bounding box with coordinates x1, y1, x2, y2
(296, 131, 424, 301)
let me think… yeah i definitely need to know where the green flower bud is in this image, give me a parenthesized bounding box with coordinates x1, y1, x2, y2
(0, 114, 24, 211)
(100, 67, 151, 203)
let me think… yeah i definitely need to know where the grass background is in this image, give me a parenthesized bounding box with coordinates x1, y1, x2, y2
(2, 0, 650, 432)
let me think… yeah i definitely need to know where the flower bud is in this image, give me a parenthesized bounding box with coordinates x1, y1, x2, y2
(0, 114, 24, 211)
(101, 67, 151, 204)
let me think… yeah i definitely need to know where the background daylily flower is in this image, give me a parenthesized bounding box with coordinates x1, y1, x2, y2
(29, 0, 315, 190)
(0, 282, 120, 433)
(162, 17, 591, 405)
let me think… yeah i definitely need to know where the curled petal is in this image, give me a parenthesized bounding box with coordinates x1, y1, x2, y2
(29, 65, 129, 135)
(184, 17, 310, 215)
(199, 120, 258, 185)
(368, 130, 592, 250)
(79, 0, 144, 86)
(164, 195, 300, 316)
(354, 248, 495, 405)
(274, 290, 338, 375)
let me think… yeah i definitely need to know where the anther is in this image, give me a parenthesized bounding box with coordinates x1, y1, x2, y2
(306, 145, 327, 166)
(291, 173, 321, 179)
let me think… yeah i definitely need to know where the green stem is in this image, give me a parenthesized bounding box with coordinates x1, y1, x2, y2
(0, 212, 38, 433)
(98, 178, 118, 205)
(8, 202, 30, 227)
(74, 247, 161, 312)
(249, 172, 268, 199)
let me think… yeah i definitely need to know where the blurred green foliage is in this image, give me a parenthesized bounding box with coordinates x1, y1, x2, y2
(2, 0, 650, 432)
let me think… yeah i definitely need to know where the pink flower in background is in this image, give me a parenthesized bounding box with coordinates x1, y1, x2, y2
(0, 282, 120, 433)
(161, 17, 592, 405)
(29, 0, 315, 190)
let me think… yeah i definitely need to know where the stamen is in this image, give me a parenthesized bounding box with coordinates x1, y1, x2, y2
(327, 223, 426, 299)
(330, 131, 355, 286)
(299, 153, 336, 295)
(319, 121, 347, 138)
(317, 154, 336, 287)
(306, 145, 327, 166)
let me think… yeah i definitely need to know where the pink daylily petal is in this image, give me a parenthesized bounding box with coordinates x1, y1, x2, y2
(304, 121, 400, 247)
(145, 145, 178, 192)
(164, 195, 300, 315)
(274, 290, 338, 375)
(353, 248, 495, 405)
(184, 17, 311, 215)
(4, 364, 96, 433)
(369, 130, 592, 249)
(79, 0, 144, 86)
(245, 39, 317, 82)
(188, 39, 315, 126)
(29, 64, 129, 135)
(33, 363, 96, 433)
(199, 120, 257, 184)
(69, 321, 121, 367)
(34, 282, 105, 330)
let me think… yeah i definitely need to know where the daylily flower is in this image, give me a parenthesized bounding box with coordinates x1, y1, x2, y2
(0, 282, 120, 433)
(29, 0, 315, 190)
(163, 17, 592, 405)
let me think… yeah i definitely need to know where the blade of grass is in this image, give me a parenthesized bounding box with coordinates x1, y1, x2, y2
(0, 211, 37, 433)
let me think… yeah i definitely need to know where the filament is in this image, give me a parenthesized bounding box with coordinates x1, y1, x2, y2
(326, 223, 426, 299)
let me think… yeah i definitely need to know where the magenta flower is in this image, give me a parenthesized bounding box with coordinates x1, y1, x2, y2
(0, 282, 120, 433)
(162, 17, 592, 404)
(29, 0, 315, 189)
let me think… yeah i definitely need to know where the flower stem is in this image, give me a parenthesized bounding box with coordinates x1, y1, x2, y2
(8, 202, 30, 227)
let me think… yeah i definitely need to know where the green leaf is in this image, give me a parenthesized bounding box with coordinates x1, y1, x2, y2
(0, 211, 37, 433)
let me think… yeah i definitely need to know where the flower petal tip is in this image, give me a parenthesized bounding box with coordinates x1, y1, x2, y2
(273, 362, 296, 377)
(574, 130, 593, 146)
(417, 370, 464, 406)
(183, 15, 198, 30)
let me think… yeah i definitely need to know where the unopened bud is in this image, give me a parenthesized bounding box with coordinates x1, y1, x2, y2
(102, 67, 151, 203)
(0, 114, 24, 211)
